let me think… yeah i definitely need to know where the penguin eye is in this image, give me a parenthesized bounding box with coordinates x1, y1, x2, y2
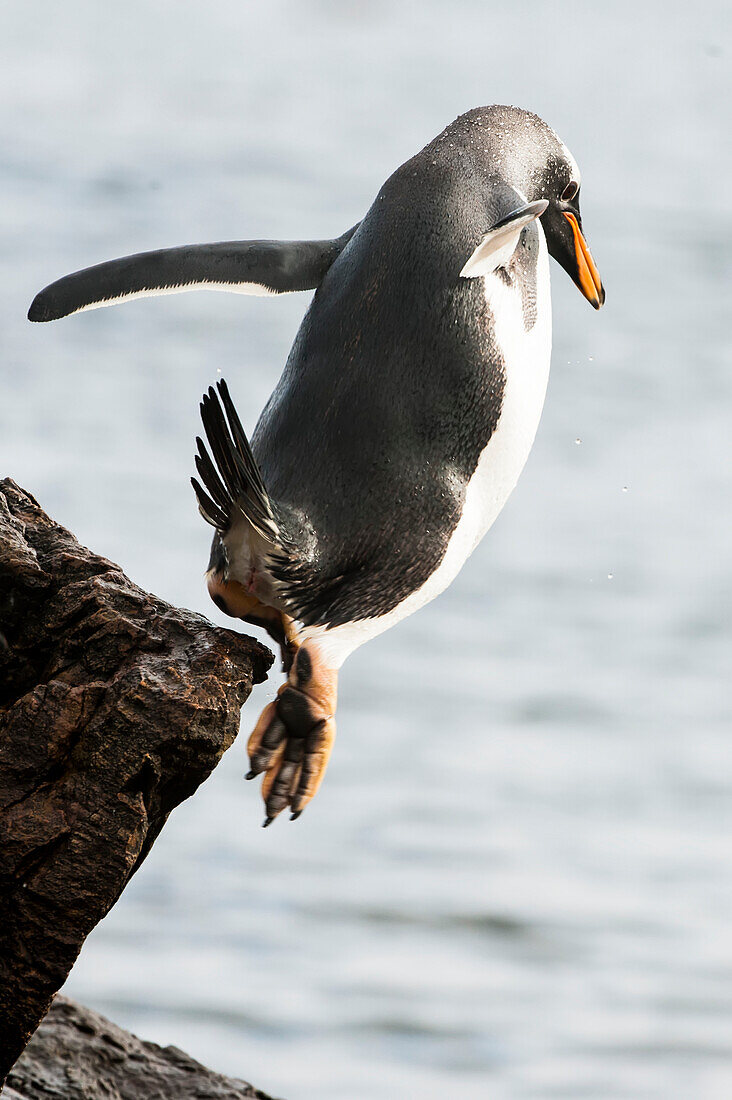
(561, 181, 578, 202)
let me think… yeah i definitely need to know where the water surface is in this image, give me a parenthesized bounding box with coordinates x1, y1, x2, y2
(2, 3, 731, 1097)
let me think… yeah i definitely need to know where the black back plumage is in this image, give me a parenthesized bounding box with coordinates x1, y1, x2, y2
(251, 144, 511, 626)
(199, 106, 569, 628)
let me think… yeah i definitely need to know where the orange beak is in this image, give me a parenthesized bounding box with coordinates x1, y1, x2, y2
(563, 211, 605, 309)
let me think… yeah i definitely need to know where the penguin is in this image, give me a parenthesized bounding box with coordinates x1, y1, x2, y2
(29, 105, 604, 826)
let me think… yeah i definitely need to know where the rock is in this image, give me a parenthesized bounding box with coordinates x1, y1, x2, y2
(0, 480, 273, 1080)
(5, 996, 278, 1099)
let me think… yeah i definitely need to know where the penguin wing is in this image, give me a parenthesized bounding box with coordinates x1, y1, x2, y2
(460, 185, 548, 279)
(28, 224, 359, 322)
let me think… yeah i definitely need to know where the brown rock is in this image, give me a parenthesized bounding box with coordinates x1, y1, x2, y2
(0, 480, 272, 1080)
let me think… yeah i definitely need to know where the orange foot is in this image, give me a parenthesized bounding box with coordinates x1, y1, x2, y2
(246, 641, 338, 825)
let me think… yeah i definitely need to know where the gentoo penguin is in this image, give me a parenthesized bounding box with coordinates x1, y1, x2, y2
(29, 105, 604, 826)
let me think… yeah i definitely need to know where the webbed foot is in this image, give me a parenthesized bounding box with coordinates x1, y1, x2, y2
(246, 641, 338, 824)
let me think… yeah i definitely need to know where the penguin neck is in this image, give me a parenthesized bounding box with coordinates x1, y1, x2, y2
(467, 220, 553, 550)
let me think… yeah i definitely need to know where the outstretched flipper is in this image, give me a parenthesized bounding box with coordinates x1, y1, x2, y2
(28, 224, 359, 322)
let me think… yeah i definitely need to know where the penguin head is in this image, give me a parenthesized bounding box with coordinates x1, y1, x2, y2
(443, 106, 605, 309)
(534, 154, 605, 310)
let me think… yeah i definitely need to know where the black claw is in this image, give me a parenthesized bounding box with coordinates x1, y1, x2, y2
(290, 810, 302, 821)
(245, 770, 256, 780)
(262, 815, 274, 828)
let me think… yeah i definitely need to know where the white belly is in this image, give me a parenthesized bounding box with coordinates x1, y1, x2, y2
(299, 227, 553, 668)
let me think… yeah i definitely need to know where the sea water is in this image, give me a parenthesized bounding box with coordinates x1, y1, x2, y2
(1, 2, 730, 1097)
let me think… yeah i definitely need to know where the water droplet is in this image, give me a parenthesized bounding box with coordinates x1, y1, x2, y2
(575, 437, 582, 445)
(588, 356, 594, 362)
(607, 573, 614, 580)
(622, 486, 629, 493)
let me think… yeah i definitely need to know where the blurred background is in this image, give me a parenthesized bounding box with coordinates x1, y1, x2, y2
(2, 2, 730, 1097)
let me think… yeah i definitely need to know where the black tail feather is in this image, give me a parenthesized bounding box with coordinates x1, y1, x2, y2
(194, 437, 230, 513)
(192, 381, 279, 543)
(217, 378, 269, 500)
(193, 444, 233, 530)
(190, 476, 228, 529)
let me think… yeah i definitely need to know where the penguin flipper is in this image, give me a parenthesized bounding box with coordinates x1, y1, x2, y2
(460, 191, 548, 278)
(28, 224, 359, 322)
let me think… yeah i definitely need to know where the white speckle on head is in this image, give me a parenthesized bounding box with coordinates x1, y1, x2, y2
(559, 138, 581, 187)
